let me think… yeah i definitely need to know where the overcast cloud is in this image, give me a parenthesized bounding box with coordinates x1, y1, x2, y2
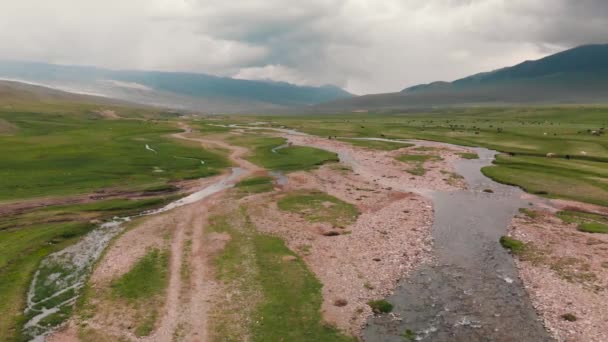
(1, 0, 607, 94)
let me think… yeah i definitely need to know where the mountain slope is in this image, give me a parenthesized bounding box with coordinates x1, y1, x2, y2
(318, 44, 608, 112)
(0, 80, 130, 106)
(0, 61, 352, 113)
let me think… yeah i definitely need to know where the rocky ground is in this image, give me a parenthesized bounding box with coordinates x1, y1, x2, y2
(507, 210, 608, 342)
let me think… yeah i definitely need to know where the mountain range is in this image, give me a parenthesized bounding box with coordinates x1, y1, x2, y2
(2, 44, 608, 113)
(0, 61, 352, 113)
(316, 44, 608, 111)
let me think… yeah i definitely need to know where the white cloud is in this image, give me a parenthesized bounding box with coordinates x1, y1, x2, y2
(0, 0, 606, 94)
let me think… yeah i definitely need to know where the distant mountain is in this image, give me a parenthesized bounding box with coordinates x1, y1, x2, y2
(318, 44, 608, 112)
(0, 61, 352, 113)
(0, 80, 129, 106)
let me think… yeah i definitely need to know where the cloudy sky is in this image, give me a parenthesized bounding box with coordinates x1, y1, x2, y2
(1, 0, 607, 94)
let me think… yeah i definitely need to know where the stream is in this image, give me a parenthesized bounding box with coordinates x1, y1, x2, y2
(22, 167, 245, 341)
(362, 146, 551, 341)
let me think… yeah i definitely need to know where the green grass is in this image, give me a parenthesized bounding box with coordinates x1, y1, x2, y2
(0, 222, 94, 340)
(208, 209, 354, 341)
(52, 197, 174, 214)
(556, 210, 608, 233)
(338, 138, 413, 150)
(111, 248, 169, 337)
(235, 176, 275, 194)
(277, 191, 359, 227)
(519, 208, 539, 219)
(0, 102, 230, 340)
(0, 109, 228, 202)
(482, 154, 608, 206)
(578, 223, 608, 234)
(396, 154, 442, 176)
(228, 107, 608, 206)
(367, 299, 393, 313)
(499, 236, 526, 254)
(194, 122, 232, 134)
(228, 135, 338, 171)
(111, 249, 169, 300)
(458, 152, 479, 159)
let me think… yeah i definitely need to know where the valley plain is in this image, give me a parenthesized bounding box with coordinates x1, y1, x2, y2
(1, 86, 607, 342)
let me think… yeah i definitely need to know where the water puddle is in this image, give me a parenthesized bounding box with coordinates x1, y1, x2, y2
(22, 167, 245, 341)
(271, 143, 289, 154)
(363, 147, 551, 341)
(145, 144, 157, 153)
(269, 171, 288, 186)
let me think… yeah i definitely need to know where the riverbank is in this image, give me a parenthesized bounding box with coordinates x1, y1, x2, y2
(507, 209, 608, 342)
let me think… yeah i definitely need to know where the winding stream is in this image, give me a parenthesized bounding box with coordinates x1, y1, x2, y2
(22, 167, 245, 341)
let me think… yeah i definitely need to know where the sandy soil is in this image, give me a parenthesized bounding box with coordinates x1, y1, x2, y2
(240, 134, 476, 335)
(507, 210, 608, 342)
(246, 165, 434, 335)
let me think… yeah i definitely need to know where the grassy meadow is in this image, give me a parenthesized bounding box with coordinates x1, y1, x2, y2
(227, 134, 338, 171)
(0, 109, 228, 201)
(0, 102, 228, 340)
(230, 107, 608, 206)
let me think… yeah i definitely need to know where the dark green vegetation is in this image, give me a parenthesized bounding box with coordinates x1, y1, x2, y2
(338, 138, 413, 150)
(238, 106, 608, 206)
(235, 176, 275, 194)
(401, 329, 417, 341)
(317, 44, 608, 111)
(228, 134, 338, 171)
(396, 153, 442, 176)
(499, 236, 526, 254)
(518, 208, 539, 219)
(561, 313, 578, 322)
(0, 108, 227, 201)
(557, 210, 608, 234)
(207, 210, 354, 342)
(578, 223, 608, 234)
(458, 152, 479, 159)
(277, 191, 359, 227)
(367, 299, 394, 313)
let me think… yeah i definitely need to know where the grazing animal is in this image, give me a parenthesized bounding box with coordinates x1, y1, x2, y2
(546, 153, 557, 158)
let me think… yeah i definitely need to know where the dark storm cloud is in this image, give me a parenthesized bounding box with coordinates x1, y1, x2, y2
(0, 0, 606, 94)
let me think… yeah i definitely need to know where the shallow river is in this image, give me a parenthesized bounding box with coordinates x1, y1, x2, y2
(362, 147, 551, 341)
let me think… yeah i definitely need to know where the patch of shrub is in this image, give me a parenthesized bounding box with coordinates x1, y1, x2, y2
(368, 299, 393, 313)
(499, 236, 526, 254)
(578, 223, 608, 234)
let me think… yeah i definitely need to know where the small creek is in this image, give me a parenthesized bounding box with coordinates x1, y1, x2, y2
(23, 167, 246, 341)
(362, 146, 551, 341)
